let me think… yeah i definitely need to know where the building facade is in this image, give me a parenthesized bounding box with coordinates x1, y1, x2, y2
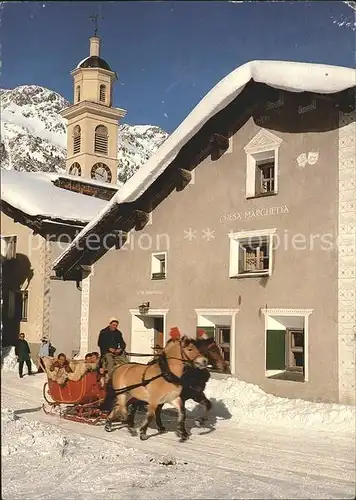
(1, 30, 123, 360)
(53, 63, 355, 404)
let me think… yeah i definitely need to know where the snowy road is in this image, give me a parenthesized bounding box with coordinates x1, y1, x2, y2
(2, 372, 355, 500)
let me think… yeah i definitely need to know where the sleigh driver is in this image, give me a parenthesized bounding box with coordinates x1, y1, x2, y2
(97, 317, 129, 379)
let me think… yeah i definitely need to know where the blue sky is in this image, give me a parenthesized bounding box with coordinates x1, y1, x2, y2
(1, 1, 355, 133)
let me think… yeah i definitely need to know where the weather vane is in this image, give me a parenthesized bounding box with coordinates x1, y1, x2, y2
(89, 14, 103, 37)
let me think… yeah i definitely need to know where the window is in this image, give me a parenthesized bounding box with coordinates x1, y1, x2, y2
(18, 291, 29, 321)
(266, 329, 304, 382)
(76, 85, 81, 103)
(244, 129, 282, 199)
(286, 329, 304, 372)
(73, 125, 81, 154)
(255, 160, 275, 196)
(1, 235, 17, 260)
(151, 253, 167, 280)
(262, 308, 314, 383)
(94, 125, 108, 155)
(229, 228, 276, 278)
(99, 84, 106, 103)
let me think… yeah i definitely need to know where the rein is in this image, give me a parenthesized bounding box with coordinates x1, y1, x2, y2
(113, 341, 201, 395)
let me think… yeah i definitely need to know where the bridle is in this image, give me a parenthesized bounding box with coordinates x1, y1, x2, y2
(165, 339, 205, 367)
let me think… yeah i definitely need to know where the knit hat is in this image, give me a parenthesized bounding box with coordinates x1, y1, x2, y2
(109, 317, 119, 324)
(197, 329, 209, 340)
(169, 327, 181, 340)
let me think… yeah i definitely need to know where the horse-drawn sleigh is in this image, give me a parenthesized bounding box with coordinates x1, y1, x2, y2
(41, 330, 229, 440)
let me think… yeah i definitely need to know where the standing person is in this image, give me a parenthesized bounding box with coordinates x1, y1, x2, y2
(97, 317, 127, 376)
(39, 337, 50, 357)
(15, 333, 33, 378)
(37, 336, 50, 373)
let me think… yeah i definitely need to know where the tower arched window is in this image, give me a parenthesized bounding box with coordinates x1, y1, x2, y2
(99, 84, 106, 103)
(73, 125, 81, 154)
(76, 85, 81, 103)
(94, 125, 108, 155)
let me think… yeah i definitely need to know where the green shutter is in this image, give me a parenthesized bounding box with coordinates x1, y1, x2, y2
(266, 330, 286, 370)
(197, 326, 215, 339)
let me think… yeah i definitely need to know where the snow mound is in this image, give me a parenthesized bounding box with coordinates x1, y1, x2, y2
(1, 346, 37, 373)
(1, 408, 69, 458)
(188, 377, 356, 434)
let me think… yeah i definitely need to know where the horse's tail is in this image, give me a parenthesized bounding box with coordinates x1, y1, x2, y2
(100, 378, 116, 411)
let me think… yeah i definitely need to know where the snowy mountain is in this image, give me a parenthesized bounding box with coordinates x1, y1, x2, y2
(0, 85, 168, 183)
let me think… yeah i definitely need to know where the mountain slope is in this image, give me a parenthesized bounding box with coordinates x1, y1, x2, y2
(0, 85, 168, 183)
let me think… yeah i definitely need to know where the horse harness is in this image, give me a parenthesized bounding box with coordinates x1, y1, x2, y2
(113, 341, 203, 396)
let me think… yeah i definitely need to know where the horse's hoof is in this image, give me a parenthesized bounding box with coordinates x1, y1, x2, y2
(128, 427, 137, 436)
(140, 433, 148, 441)
(158, 427, 168, 434)
(105, 422, 113, 432)
(176, 431, 189, 442)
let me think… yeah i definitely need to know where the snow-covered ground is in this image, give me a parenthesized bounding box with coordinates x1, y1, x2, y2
(1, 359, 355, 499)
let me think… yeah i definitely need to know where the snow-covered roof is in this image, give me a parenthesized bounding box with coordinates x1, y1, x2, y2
(53, 60, 356, 268)
(46, 172, 122, 190)
(1, 169, 109, 225)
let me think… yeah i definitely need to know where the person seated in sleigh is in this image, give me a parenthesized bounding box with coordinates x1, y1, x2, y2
(91, 352, 106, 388)
(49, 353, 73, 386)
(50, 353, 73, 373)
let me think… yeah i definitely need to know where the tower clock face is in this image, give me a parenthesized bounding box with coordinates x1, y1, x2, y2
(91, 162, 112, 183)
(69, 162, 81, 176)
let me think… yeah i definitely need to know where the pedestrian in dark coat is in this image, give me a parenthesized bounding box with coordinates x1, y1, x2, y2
(15, 333, 33, 378)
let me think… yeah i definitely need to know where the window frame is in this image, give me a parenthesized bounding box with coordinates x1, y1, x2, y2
(99, 84, 107, 103)
(19, 290, 29, 322)
(151, 252, 167, 280)
(261, 308, 314, 383)
(73, 125, 81, 155)
(255, 159, 275, 196)
(2, 235, 17, 260)
(228, 228, 276, 278)
(244, 129, 282, 199)
(94, 125, 108, 155)
(286, 328, 304, 373)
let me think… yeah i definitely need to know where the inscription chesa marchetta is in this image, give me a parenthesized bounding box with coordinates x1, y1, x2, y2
(220, 205, 289, 223)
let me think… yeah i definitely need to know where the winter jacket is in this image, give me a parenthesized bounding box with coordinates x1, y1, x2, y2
(15, 339, 31, 362)
(97, 327, 126, 356)
(39, 342, 50, 357)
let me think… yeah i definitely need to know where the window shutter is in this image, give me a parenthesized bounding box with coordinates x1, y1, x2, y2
(239, 244, 246, 273)
(266, 330, 286, 370)
(255, 165, 261, 195)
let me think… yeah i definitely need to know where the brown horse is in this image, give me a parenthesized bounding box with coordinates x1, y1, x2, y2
(194, 337, 230, 373)
(126, 336, 230, 431)
(105, 336, 207, 441)
(168, 336, 229, 425)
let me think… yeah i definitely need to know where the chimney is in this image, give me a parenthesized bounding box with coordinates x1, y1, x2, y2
(89, 36, 101, 57)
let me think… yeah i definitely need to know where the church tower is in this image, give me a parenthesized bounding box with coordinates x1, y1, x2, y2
(61, 24, 126, 184)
